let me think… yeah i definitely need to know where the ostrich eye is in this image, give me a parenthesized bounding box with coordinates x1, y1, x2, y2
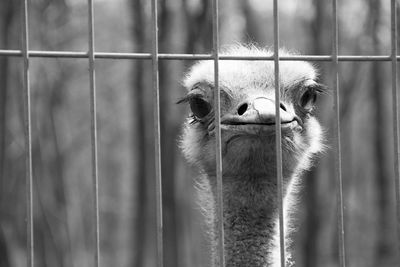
(299, 89, 317, 110)
(189, 97, 212, 118)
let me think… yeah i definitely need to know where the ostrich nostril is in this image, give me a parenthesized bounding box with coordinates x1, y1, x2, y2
(279, 102, 287, 111)
(237, 103, 248, 116)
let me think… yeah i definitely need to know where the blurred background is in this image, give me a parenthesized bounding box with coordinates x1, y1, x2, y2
(0, 0, 399, 266)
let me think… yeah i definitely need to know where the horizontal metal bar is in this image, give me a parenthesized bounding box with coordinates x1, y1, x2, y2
(221, 55, 397, 61)
(1, 50, 400, 61)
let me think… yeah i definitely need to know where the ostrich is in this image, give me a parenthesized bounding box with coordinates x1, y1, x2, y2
(179, 45, 325, 267)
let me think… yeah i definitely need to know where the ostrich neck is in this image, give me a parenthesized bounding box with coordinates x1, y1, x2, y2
(205, 173, 293, 267)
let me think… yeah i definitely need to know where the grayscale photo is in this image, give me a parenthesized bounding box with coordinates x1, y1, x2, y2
(0, 1, 399, 267)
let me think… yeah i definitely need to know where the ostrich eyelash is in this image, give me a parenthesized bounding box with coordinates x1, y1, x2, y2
(189, 114, 214, 125)
(189, 114, 201, 124)
(176, 93, 205, 104)
(177, 96, 201, 124)
(304, 82, 330, 96)
(176, 95, 191, 105)
(178, 93, 213, 125)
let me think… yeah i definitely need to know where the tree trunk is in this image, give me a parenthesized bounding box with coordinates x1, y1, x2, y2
(0, 0, 14, 265)
(158, 0, 179, 266)
(369, 1, 394, 265)
(301, 1, 326, 266)
(131, 0, 150, 265)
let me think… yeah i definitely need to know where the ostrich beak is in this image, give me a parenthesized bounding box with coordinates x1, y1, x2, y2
(252, 97, 294, 124)
(220, 97, 301, 128)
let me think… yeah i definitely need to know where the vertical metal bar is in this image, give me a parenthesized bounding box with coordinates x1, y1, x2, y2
(211, 0, 225, 266)
(332, 1, 346, 266)
(87, 0, 100, 266)
(273, 0, 285, 266)
(21, 0, 34, 266)
(150, 0, 164, 266)
(391, 0, 400, 259)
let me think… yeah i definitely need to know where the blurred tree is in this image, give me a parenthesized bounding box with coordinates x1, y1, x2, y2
(182, 0, 211, 53)
(0, 0, 15, 265)
(369, 0, 397, 265)
(130, 0, 152, 266)
(300, 1, 328, 266)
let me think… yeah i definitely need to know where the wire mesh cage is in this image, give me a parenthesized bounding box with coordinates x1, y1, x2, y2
(0, 0, 399, 266)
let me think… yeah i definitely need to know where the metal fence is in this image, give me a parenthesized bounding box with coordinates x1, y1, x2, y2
(0, 0, 399, 266)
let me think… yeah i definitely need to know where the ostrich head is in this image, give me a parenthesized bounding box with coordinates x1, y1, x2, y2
(180, 46, 325, 181)
(179, 45, 326, 266)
